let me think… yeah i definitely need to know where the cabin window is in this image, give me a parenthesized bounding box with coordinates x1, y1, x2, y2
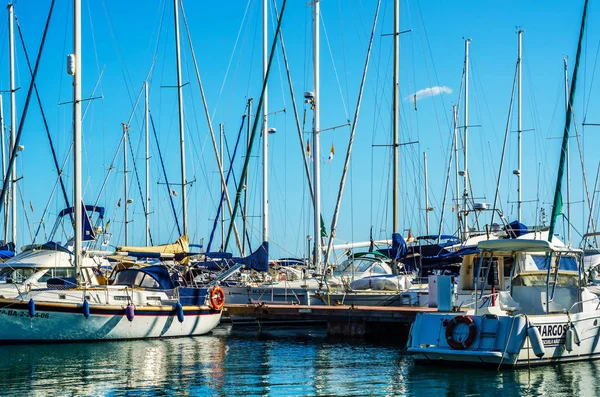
(139, 274, 160, 289)
(371, 264, 387, 274)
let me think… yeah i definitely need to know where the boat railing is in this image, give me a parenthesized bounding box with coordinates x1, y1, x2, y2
(567, 296, 600, 314)
(460, 292, 498, 310)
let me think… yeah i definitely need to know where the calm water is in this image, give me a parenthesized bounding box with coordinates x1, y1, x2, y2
(1, 325, 599, 396)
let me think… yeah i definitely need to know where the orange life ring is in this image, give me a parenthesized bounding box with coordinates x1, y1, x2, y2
(210, 286, 225, 310)
(445, 315, 477, 350)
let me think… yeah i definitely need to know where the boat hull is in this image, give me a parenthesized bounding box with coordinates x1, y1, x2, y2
(408, 310, 600, 368)
(0, 299, 221, 343)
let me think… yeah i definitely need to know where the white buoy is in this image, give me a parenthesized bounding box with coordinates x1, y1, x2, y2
(527, 324, 545, 358)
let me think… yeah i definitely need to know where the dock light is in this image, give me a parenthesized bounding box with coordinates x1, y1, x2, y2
(513, 169, 521, 176)
(458, 170, 466, 177)
(268, 128, 276, 134)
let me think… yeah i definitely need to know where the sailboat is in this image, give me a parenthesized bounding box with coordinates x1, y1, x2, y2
(0, 0, 222, 342)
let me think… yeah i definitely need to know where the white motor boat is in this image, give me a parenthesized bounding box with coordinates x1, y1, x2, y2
(407, 239, 600, 367)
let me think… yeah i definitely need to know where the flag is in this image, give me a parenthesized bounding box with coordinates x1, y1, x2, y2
(306, 141, 311, 159)
(29, 201, 34, 213)
(328, 143, 335, 162)
(170, 189, 178, 197)
(117, 198, 121, 207)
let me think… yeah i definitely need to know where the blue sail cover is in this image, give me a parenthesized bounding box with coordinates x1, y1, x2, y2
(231, 241, 269, 272)
(504, 221, 528, 238)
(390, 233, 408, 260)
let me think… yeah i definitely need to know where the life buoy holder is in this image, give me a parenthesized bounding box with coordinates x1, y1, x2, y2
(210, 286, 225, 311)
(445, 315, 477, 350)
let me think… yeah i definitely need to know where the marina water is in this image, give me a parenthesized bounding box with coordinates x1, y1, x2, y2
(1, 325, 599, 396)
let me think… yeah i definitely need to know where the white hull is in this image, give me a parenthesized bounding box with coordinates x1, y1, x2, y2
(408, 309, 600, 367)
(0, 299, 221, 342)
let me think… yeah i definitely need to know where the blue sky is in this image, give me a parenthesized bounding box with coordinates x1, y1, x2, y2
(1, 0, 597, 257)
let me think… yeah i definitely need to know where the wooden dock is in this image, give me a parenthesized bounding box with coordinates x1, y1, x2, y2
(223, 303, 439, 338)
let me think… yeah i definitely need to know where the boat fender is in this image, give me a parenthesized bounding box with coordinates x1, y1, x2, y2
(571, 324, 581, 345)
(126, 304, 135, 322)
(28, 299, 35, 318)
(566, 328, 574, 352)
(527, 324, 545, 358)
(83, 300, 90, 319)
(210, 286, 225, 311)
(176, 302, 184, 323)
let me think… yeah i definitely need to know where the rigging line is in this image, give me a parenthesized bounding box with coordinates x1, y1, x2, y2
(16, 182, 32, 242)
(224, 0, 287, 251)
(150, 113, 181, 236)
(125, 129, 153, 245)
(582, 36, 600, 119)
(273, 0, 314, 203)
(570, 110, 597, 241)
(211, 0, 253, 121)
(323, 0, 381, 267)
(179, 0, 243, 252)
(91, 80, 149, 213)
(438, 125, 456, 240)
(320, 10, 350, 122)
(583, 162, 600, 247)
(205, 114, 247, 252)
(14, 14, 71, 217)
(548, 0, 588, 242)
(0, 0, 55, 218)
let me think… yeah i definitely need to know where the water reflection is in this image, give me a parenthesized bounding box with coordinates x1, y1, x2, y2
(0, 325, 599, 396)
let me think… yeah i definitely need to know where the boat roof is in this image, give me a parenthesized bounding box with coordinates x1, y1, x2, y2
(477, 239, 582, 254)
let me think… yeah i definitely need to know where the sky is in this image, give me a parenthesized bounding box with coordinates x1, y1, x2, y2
(0, 0, 598, 259)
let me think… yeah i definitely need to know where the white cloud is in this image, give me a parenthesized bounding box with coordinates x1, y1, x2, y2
(407, 86, 452, 102)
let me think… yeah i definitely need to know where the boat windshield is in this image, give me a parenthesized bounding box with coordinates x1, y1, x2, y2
(333, 259, 387, 276)
(113, 269, 161, 289)
(529, 254, 578, 272)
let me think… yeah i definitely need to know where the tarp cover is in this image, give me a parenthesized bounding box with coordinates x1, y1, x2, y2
(117, 235, 189, 263)
(230, 241, 269, 272)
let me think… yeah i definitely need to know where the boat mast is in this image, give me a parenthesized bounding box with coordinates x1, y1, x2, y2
(173, 0, 187, 236)
(312, 0, 322, 272)
(564, 57, 571, 244)
(391, 0, 399, 274)
(262, 0, 269, 254)
(517, 29, 523, 223)
(242, 98, 252, 256)
(453, 104, 461, 239)
(424, 151, 429, 236)
(0, 94, 6, 242)
(145, 81, 150, 246)
(8, 4, 16, 247)
(220, 123, 225, 250)
(73, 0, 83, 282)
(123, 123, 129, 245)
(462, 38, 471, 238)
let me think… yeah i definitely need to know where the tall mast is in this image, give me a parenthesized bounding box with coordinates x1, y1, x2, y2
(392, 0, 399, 240)
(8, 4, 16, 246)
(462, 38, 471, 238)
(145, 81, 150, 246)
(517, 29, 523, 223)
(173, 0, 187, 236)
(423, 152, 429, 235)
(262, 0, 269, 250)
(453, 104, 461, 238)
(123, 123, 129, 245)
(73, 0, 83, 281)
(0, 94, 6, 242)
(243, 98, 252, 256)
(220, 123, 225, 250)
(312, 0, 322, 272)
(564, 57, 571, 244)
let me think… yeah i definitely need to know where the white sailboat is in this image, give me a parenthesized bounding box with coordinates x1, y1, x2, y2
(0, 0, 222, 343)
